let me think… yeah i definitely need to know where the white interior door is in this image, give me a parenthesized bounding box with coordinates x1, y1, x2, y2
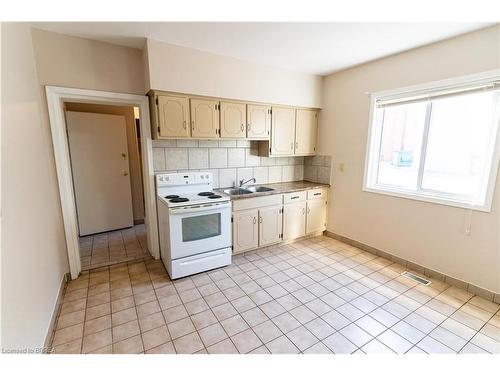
(66, 111, 134, 236)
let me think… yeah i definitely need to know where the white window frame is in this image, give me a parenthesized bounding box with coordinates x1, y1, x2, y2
(363, 70, 500, 212)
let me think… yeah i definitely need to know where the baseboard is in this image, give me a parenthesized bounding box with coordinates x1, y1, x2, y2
(43, 272, 70, 351)
(324, 230, 500, 304)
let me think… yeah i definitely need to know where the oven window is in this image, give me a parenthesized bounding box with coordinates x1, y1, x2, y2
(182, 213, 221, 242)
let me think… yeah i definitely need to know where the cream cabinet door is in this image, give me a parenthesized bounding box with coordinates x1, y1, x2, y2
(157, 95, 190, 138)
(247, 104, 270, 139)
(283, 201, 306, 240)
(295, 109, 317, 155)
(271, 107, 296, 156)
(233, 209, 259, 254)
(258, 205, 283, 247)
(190, 98, 219, 138)
(306, 199, 327, 234)
(220, 101, 246, 138)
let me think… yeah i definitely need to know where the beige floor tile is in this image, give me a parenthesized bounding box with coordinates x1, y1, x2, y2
(241, 307, 268, 327)
(212, 302, 238, 321)
(191, 310, 218, 330)
(86, 303, 111, 321)
(60, 298, 87, 315)
(52, 338, 82, 354)
(323, 332, 357, 353)
(52, 323, 84, 347)
(113, 334, 144, 354)
(184, 298, 209, 316)
(111, 296, 135, 313)
(113, 320, 140, 343)
(88, 345, 112, 354)
(286, 326, 319, 351)
(266, 335, 299, 354)
(198, 322, 228, 347)
(417, 336, 455, 353)
(207, 338, 238, 354)
(253, 320, 282, 344)
(355, 316, 387, 337)
(82, 329, 112, 353)
(163, 305, 189, 324)
(429, 326, 467, 351)
(56, 310, 85, 330)
(134, 290, 157, 306)
(139, 312, 165, 333)
(340, 324, 372, 347)
(146, 341, 176, 354)
(84, 315, 111, 336)
(470, 333, 500, 353)
(112, 307, 138, 326)
(142, 325, 171, 351)
(220, 314, 249, 336)
(168, 317, 196, 339)
(303, 342, 332, 354)
(231, 328, 263, 353)
(173, 332, 204, 354)
(391, 321, 425, 344)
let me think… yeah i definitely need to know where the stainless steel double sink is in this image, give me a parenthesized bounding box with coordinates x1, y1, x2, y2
(223, 186, 274, 196)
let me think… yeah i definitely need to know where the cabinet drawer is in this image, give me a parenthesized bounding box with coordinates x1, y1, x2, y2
(232, 194, 283, 211)
(283, 191, 306, 204)
(307, 188, 327, 200)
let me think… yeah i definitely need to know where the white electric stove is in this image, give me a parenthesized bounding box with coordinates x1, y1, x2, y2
(156, 172, 232, 279)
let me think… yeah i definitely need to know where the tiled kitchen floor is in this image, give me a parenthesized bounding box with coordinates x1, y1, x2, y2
(52, 235, 500, 354)
(79, 224, 150, 270)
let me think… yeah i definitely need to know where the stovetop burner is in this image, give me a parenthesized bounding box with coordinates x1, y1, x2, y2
(208, 195, 222, 199)
(165, 195, 179, 199)
(198, 192, 215, 196)
(169, 197, 189, 203)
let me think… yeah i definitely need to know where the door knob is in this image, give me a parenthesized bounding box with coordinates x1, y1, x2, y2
(121, 153, 127, 159)
(123, 171, 129, 176)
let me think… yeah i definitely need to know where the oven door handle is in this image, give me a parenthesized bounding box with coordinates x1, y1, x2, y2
(169, 202, 230, 214)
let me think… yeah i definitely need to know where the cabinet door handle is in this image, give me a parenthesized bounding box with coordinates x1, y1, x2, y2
(241, 123, 244, 132)
(290, 196, 299, 200)
(314, 192, 322, 196)
(307, 207, 310, 213)
(295, 142, 298, 149)
(259, 217, 263, 224)
(247, 123, 251, 131)
(253, 217, 257, 224)
(183, 120, 186, 129)
(191, 120, 195, 130)
(290, 142, 294, 150)
(302, 208, 305, 215)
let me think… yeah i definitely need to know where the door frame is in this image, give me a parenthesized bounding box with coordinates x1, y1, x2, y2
(46, 86, 159, 279)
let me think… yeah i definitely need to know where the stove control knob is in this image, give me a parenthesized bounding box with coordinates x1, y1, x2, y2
(205, 174, 209, 179)
(159, 176, 164, 181)
(201, 175, 204, 179)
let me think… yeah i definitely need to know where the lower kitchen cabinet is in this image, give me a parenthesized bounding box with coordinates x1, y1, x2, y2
(232, 209, 259, 253)
(258, 205, 283, 247)
(283, 201, 306, 240)
(231, 187, 328, 254)
(306, 198, 327, 234)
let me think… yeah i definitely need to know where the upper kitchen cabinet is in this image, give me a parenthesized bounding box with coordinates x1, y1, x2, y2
(190, 98, 220, 138)
(156, 94, 190, 138)
(269, 106, 296, 156)
(247, 104, 271, 139)
(220, 101, 246, 138)
(258, 107, 319, 157)
(295, 109, 318, 155)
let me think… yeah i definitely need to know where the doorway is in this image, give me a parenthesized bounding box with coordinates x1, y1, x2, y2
(46, 86, 159, 279)
(64, 103, 149, 270)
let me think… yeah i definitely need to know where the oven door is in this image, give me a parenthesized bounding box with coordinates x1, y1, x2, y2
(168, 201, 231, 259)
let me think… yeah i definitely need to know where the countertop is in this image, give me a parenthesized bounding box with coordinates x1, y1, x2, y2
(216, 180, 330, 200)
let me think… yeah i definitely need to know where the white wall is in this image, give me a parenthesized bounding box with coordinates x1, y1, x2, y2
(319, 25, 500, 293)
(1, 23, 68, 349)
(145, 39, 322, 108)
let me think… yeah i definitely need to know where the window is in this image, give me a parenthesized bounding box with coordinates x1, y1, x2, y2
(364, 74, 500, 211)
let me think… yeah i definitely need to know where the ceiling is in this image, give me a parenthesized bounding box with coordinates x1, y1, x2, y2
(31, 22, 494, 75)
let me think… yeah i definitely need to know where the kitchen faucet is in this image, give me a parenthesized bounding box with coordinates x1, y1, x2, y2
(239, 177, 256, 187)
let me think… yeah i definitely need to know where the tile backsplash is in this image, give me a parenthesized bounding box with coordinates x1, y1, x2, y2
(304, 155, 332, 185)
(152, 139, 304, 188)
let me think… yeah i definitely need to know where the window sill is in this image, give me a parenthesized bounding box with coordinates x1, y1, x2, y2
(362, 185, 492, 213)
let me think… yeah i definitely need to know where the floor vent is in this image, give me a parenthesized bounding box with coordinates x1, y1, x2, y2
(401, 271, 431, 286)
